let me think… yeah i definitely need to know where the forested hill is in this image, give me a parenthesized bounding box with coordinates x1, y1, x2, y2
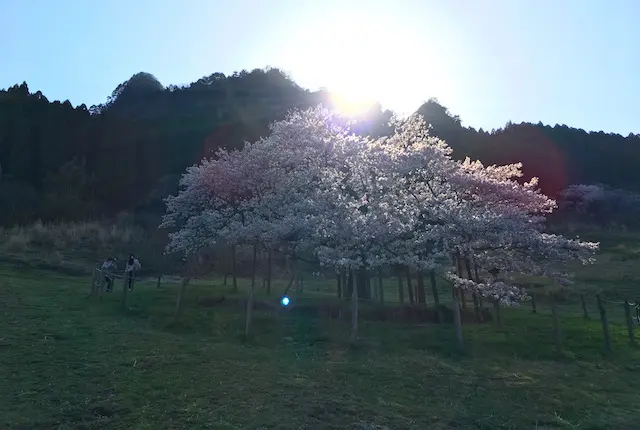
(1, 67, 639, 226)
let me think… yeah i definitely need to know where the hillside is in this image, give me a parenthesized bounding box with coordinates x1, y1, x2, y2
(1, 67, 639, 226)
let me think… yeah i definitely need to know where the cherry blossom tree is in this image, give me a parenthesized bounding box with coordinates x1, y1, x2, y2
(163, 106, 599, 346)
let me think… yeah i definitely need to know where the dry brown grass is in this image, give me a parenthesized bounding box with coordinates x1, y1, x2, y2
(0, 219, 142, 267)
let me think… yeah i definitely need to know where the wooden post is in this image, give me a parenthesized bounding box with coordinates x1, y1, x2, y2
(283, 273, 295, 297)
(472, 293, 481, 322)
(417, 270, 426, 305)
(551, 293, 562, 353)
(350, 268, 359, 343)
(429, 271, 443, 323)
(429, 271, 439, 306)
(266, 248, 272, 295)
(624, 299, 636, 347)
(580, 294, 589, 319)
(245, 245, 257, 339)
(231, 245, 238, 293)
(346, 269, 354, 300)
(378, 268, 384, 305)
(406, 269, 414, 304)
(596, 294, 612, 353)
(452, 287, 464, 350)
(371, 275, 377, 301)
(176, 278, 190, 316)
(493, 300, 502, 328)
(531, 292, 537, 313)
(90, 268, 97, 295)
(122, 274, 129, 309)
(454, 254, 465, 308)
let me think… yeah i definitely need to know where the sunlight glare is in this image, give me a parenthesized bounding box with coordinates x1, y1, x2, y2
(285, 10, 440, 117)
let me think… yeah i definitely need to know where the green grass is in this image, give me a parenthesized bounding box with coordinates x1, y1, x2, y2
(2, 264, 640, 429)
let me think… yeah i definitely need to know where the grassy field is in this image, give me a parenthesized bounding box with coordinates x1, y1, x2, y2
(2, 254, 640, 429)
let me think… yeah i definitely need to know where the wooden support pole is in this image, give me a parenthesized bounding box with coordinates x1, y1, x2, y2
(122, 274, 129, 309)
(580, 294, 589, 319)
(596, 294, 612, 354)
(406, 269, 414, 304)
(531, 292, 537, 313)
(493, 300, 502, 328)
(89, 268, 97, 296)
(551, 293, 562, 353)
(266, 248, 272, 295)
(624, 299, 636, 347)
(378, 268, 384, 305)
(452, 287, 464, 350)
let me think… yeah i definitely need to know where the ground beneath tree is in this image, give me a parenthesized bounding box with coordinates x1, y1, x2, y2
(200, 296, 493, 325)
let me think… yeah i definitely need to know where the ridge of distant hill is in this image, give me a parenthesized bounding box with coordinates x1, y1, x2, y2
(1, 67, 639, 225)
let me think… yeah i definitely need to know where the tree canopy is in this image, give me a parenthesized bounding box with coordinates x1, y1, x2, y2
(162, 107, 598, 338)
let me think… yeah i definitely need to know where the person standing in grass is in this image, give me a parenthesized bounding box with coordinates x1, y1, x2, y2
(125, 253, 141, 291)
(100, 257, 117, 292)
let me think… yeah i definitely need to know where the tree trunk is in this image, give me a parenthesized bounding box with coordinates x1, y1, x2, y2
(245, 245, 258, 339)
(231, 245, 238, 293)
(463, 257, 475, 311)
(417, 270, 426, 305)
(452, 287, 464, 350)
(473, 259, 481, 283)
(346, 270, 354, 300)
(398, 276, 405, 304)
(337, 271, 342, 298)
(156, 273, 162, 288)
(580, 294, 589, 319)
(223, 273, 228, 286)
(624, 299, 636, 347)
(266, 249, 272, 295)
(350, 269, 359, 343)
(378, 269, 384, 305)
(596, 294, 612, 353)
(531, 292, 537, 313)
(455, 253, 464, 277)
(370, 275, 377, 301)
(429, 271, 440, 306)
(454, 254, 464, 308)
(283, 273, 295, 296)
(551, 293, 562, 353)
(357, 270, 370, 300)
(472, 293, 481, 321)
(493, 300, 502, 328)
(406, 270, 415, 304)
(176, 277, 190, 316)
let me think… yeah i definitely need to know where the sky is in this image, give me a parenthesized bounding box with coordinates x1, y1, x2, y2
(2, 0, 639, 134)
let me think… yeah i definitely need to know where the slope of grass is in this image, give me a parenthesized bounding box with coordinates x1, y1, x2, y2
(2, 264, 640, 429)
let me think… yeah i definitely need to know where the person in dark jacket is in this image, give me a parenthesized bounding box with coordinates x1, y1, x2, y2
(124, 254, 141, 291)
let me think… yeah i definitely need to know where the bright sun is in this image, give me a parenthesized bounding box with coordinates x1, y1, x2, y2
(286, 12, 426, 117)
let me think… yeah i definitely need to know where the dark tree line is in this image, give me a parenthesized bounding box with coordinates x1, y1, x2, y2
(1, 67, 639, 226)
